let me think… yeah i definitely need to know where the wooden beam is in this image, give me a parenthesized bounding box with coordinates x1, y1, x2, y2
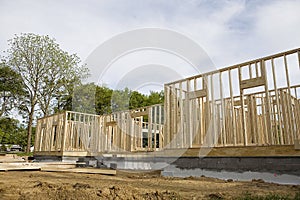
(106, 121, 117, 126)
(240, 77, 265, 90)
(130, 110, 148, 118)
(188, 89, 207, 99)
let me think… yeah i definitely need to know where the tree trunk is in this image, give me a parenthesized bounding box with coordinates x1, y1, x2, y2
(26, 105, 35, 153)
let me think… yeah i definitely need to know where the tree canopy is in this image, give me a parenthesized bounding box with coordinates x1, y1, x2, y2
(0, 117, 28, 148)
(0, 63, 24, 117)
(94, 86, 164, 115)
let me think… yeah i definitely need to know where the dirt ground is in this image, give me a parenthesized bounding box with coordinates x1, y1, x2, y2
(0, 170, 299, 200)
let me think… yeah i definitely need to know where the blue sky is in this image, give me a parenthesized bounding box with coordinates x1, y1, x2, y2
(1, 0, 300, 92)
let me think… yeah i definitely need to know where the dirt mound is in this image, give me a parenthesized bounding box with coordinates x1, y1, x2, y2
(18, 181, 96, 200)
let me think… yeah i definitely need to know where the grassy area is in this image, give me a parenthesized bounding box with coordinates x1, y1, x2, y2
(236, 192, 300, 200)
(0, 151, 34, 157)
(16, 152, 33, 157)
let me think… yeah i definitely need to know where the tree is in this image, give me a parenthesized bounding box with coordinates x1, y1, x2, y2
(72, 83, 97, 114)
(0, 63, 24, 117)
(6, 33, 88, 152)
(146, 91, 164, 106)
(95, 86, 113, 115)
(0, 117, 27, 147)
(111, 88, 131, 112)
(129, 91, 146, 109)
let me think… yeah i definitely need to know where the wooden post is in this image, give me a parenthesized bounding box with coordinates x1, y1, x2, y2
(194, 78, 199, 146)
(159, 105, 163, 149)
(164, 85, 170, 147)
(262, 60, 273, 145)
(238, 66, 248, 146)
(220, 72, 226, 146)
(298, 50, 300, 70)
(179, 82, 184, 148)
(271, 59, 283, 144)
(61, 111, 68, 154)
(229, 70, 237, 146)
(210, 74, 217, 146)
(153, 106, 157, 150)
(284, 55, 295, 143)
(148, 107, 152, 150)
(187, 80, 193, 148)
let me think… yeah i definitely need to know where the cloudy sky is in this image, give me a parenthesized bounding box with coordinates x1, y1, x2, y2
(1, 0, 300, 92)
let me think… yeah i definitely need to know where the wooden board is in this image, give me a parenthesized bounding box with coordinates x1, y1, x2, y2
(130, 110, 148, 118)
(41, 167, 117, 175)
(240, 77, 265, 90)
(0, 163, 41, 171)
(188, 89, 207, 99)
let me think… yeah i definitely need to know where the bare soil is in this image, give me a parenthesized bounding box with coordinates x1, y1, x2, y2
(0, 170, 299, 200)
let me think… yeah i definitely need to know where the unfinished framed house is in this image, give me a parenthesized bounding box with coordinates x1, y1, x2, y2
(34, 48, 300, 158)
(164, 48, 300, 149)
(34, 105, 164, 157)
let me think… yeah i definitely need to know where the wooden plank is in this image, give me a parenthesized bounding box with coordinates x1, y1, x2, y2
(284, 55, 295, 143)
(164, 85, 170, 147)
(271, 59, 283, 144)
(61, 112, 68, 152)
(186, 80, 192, 148)
(153, 106, 157, 150)
(41, 167, 116, 175)
(105, 121, 117, 126)
(148, 107, 152, 150)
(262, 60, 273, 145)
(194, 78, 200, 146)
(220, 72, 226, 146)
(255, 62, 259, 77)
(0, 163, 41, 171)
(171, 85, 176, 148)
(229, 70, 237, 146)
(179, 82, 184, 148)
(130, 110, 148, 118)
(174, 88, 178, 145)
(204, 75, 210, 146)
(240, 77, 265, 90)
(188, 89, 207, 99)
(210, 74, 217, 146)
(249, 64, 252, 79)
(298, 50, 300, 70)
(238, 66, 248, 146)
(280, 90, 290, 144)
(159, 105, 163, 149)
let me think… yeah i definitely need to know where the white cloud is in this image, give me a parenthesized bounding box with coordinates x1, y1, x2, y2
(0, 0, 299, 91)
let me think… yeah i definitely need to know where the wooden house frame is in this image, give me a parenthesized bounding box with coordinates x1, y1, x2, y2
(34, 48, 300, 157)
(34, 105, 164, 157)
(164, 48, 300, 148)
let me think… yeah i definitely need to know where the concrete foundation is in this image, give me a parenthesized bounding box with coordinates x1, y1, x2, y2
(34, 146, 300, 183)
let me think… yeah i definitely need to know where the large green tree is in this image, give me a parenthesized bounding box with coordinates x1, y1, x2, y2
(0, 63, 24, 117)
(6, 33, 88, 152)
